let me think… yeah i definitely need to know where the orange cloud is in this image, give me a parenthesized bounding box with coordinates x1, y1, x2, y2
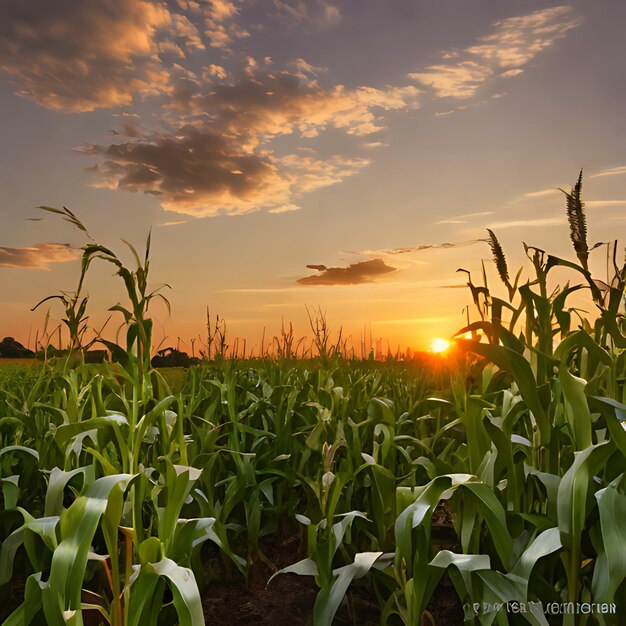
(0, 0, 175, 112)
(207, 0, 240, 22)
(409, 5, 582, 99)
(410, 62, 492, 99)
(0, 243, 79, 269)
(173, 71, 419, 142)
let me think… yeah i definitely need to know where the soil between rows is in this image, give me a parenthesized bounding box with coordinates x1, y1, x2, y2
(201, 532, 464, 626)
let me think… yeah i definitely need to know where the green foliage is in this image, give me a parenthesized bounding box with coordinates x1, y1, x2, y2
(1, 173, 624, 624)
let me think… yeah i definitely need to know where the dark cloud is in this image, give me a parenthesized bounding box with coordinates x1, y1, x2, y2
(84, 125, 367, 216)
(297, 258, 396, 286)
(85, 126, 287, 216)
(0, 243, 79, 269)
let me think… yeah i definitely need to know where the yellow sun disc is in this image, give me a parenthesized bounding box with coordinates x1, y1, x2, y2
(431, 338, 450, 353)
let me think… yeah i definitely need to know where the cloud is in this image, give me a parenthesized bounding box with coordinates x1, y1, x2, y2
(0, 1, 422, 217)
(590, 166, 626, 178)
(276, 153, 370, 193)
(272, 0, 342, 28)
(174, 71, 419, 141)
(409, 5, 581, 99)
(0, 0, 256, 111)
(515, 191, 626, 209)
(207, 0, 240, 22)
(0, 0, 176, 112)
(410, 61, 492, 99)
(0, 243, 79, 269)
(361, 240, 483, 256)
(204, 64, 229, 79)
(86, 68, 415, 215)
(297, 258, 396, 285)
(487, 217, 566, 230)
(85, 127, 289, 216)
(586, 200, 626, 208)
(500, 68, 524, 78)
(523, 188, 561, 198)
(157, 220, 188, 227)
(435, 210, 494, 225)
(84, 126, 369, 216)
(362, 141, 388, 149)
(204, 8, 250, 49)
(0, 1, 422, 218)
(505, 186, 565, 204)
(268, 204, 300, 214)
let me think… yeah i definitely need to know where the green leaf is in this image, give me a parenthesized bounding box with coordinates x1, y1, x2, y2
(592, 474, 626, 604)
(147, 558, 204, 626)
(314, 552, 384, 626)
(558, 363, 593, 450)
(43, 474, 135, 621)
(557, 442, 614, 552)
(461, 342, 550, 446)
(45, 467, 94, 516)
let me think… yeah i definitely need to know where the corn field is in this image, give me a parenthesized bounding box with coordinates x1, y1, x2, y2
(1, 173, 625, 625)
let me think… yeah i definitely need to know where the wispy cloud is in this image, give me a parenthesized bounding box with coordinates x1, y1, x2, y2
(360, 239, 484, 256)
(157, 220, 188, 227)
(487, 216, 566, 230)
(500, 68, 524, 78)
(503, 185, 566, 205)
(435, 210, 494, 225)
(410, 61, 492, 99)
(590, 166, 626, 178)
(586, 200, 626, 208)
(409, 6, 582, 99)
(523, 188, 561, 199)
(0, 243, 79, 269)
(272, 0, 342, 29)
(297, 258, 396, 286)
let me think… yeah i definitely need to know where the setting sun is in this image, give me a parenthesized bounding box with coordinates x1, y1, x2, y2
(430, 338, 451, 353)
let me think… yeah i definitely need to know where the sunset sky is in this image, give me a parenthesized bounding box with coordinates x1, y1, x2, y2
(1, 0, 625, 353)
